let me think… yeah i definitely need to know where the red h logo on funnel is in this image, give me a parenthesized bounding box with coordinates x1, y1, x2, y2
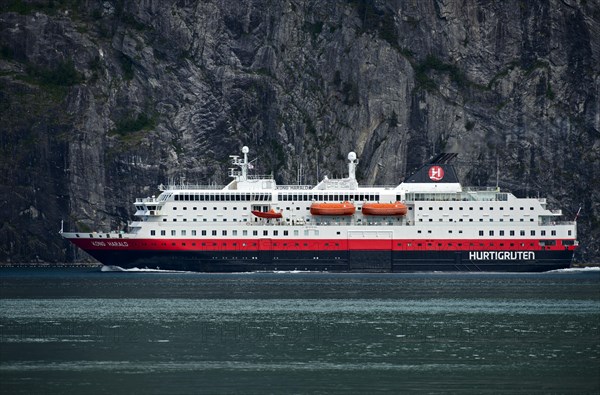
(428, 166, 444, 181)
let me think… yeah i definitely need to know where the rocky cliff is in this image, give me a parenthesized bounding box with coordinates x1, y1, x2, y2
(1, 0, 598, 263)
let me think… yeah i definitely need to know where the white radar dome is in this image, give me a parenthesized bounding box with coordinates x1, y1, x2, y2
(348, 152, 357, 161)
(242, 146, 249, 154)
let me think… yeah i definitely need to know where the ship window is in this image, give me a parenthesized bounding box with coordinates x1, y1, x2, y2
(479, 231, 484, 236)
(294, 230, 299, 236)
(469, 207, 473, 210)
(163, 219, 167, 222)
(530, 207, 534, 210)
(419, 207, 423, 210)
(489, 231, 494, 236)
(161, 230, 166, 236)
(183, 207, 187, 210)
(263, 231, 268, 236)
(531, 230, 535, 236)
(171, 230, 176, 236)
(201, 230, 206, 236)
(469, 219, 473, 222)
(173, 219, 177, 222)
(181, 230, 186, 236)
(568, 230, 572, 236)
(500, 207, 504, 210)
(192, 230, 196, 236)
(480, 207, 483, 210)
(499, 230, 504, 236)
(213, 207, 217, 210)
(151, 230, 156, 236)
(429, 207, 433, 210)
(520, 230, 525, 236)
(520, 207, 524, 210)
(551, 230, 556, 236)
(173, 207, 177, 210)
(510, 230, 515, 236)
(253, 231, 258, 236)
(210, 230, 215, 236)
(222, 230, 227, 236)
(439, 207, 443, 210)
(530, 219, 534, 222)
(284, 231, 288, 236)
(232, 230, 237, 236)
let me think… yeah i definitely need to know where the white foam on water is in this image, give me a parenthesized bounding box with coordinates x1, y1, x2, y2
(547, 266, 600, 273)
(100, 265, 190, 273)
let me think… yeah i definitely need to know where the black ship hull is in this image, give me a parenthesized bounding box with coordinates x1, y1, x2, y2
(86, 249, 573, 273)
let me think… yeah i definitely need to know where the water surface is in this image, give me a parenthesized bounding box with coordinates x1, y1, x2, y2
(1, 268, 599, 393)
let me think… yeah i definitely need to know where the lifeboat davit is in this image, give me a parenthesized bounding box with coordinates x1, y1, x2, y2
(251, 209, 283, 219)
(361, 202, 408, 216)
(310, 201, 356, 216)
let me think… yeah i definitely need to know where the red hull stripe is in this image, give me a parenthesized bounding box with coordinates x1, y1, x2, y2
(70, 238, 576, 252)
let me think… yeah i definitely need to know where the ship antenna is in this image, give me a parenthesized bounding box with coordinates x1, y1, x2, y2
(496, 157, 499, 190)
(574, 207, 582, 222)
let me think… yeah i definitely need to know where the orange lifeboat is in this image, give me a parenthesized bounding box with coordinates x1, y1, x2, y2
(310, 201, 356, 216)
(361, 202, 408, 216)
(251, 209, 283, 219)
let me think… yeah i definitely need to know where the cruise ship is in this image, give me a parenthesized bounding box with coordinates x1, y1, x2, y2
(61, 146, 578, 272)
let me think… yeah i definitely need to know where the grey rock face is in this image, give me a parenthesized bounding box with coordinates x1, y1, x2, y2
(0, 0, 598, 263)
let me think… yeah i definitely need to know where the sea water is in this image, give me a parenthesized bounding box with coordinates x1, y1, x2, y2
(1, 268, 599, 394)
